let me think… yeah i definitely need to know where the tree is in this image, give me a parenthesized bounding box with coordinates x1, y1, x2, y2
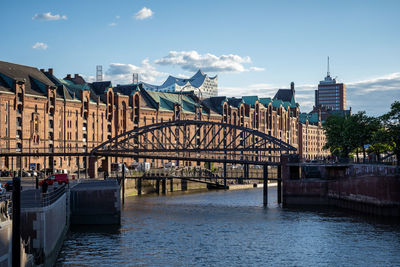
(368, 128, 392, 162)
(323, 114, 356, 159)
(381, 101, 400, 165)
(323, 112, 379, 160)
(349, 112, 380, 162)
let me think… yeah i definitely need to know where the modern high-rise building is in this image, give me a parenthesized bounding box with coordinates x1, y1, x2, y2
(315, 57, 346, 111)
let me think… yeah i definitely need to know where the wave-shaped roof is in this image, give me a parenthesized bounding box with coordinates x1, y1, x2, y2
(153, 69, 217, 90)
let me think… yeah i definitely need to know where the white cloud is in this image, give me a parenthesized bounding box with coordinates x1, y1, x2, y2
(135, 7, 154, 20)
(106, 59, 166, 84)
(109, 22, 117, 27)
(219, 73, 400, 116)
(249, 67, 265, 72)
(32, 12, 67, 21)
(32, 42, 48, 50)
(116, 15, 120, 19)
(155, 50, 263, 73)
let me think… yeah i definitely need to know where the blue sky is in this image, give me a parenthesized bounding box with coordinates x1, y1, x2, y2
(1, 0, 400, 115)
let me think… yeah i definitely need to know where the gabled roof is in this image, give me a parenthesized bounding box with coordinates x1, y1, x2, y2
(227, 97, 243, 108)
(91, 81, 112, 95)
(43, 71, 73, 100)
(299, 112, 320, 124)
(0, 60, 55, 96)
(272, 99, 282, 108)
(259, 97, 272, 107)
(241, 96, 259, 107)
(202, 96, 227, 114)
(141, 90, 199, 113)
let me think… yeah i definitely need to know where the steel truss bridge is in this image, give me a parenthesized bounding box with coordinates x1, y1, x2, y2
(0, 120, 297, 205)
(92, 120, 297, 164)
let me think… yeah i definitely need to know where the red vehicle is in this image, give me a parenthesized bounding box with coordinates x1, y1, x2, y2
(39, 174, 69, 186)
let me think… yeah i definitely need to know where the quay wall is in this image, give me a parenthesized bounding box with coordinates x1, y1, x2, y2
(123, 178, 207, 196)
(20, 192, 67, 267)
(282, 159, 400, 216)
(70, 181, 121, 225)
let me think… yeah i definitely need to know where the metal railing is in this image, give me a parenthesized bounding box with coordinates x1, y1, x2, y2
(41, 184, 66, 207)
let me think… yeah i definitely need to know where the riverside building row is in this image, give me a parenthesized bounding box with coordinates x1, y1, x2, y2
(0, 60, 329, 172)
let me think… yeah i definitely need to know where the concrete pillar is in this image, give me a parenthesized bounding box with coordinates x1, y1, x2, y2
(88, 156, 98, 178)
(170, 178, 173, 192)
(137, 177, 142, 195)
(280, 154, 290, 206)
(155, 179, 160, 194)
(223, 162, 227, 189)
(263, 164, 268, 206)
(161, 178, 166, 194)
(277, 165, 282, 204)
(181, 179, 187, 191)
(103, 157, 111, 174)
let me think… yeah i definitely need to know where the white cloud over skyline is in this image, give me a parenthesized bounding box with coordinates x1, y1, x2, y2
(32, 42, 48, 50)
(106, 59, 166, 84)
(220, 73, 400, 116)
(88, 56, 399, 117)
(135, 7, 153, 20)
(155, 50, 264, 73)
(32, 12, 67, 21)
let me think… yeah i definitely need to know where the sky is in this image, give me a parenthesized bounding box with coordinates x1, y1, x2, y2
(1, 0, 399, 116)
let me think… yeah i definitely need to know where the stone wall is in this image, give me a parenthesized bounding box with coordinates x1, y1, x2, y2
(21, 193, 67, 266)
(282, 160, 400, 216)
(70, 181, 121, 225)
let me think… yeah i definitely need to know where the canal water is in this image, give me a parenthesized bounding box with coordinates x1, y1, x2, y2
(56, 187, 400, 266)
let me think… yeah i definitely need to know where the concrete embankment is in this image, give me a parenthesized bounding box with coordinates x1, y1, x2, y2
(281, 158, 400, 217)
(123, 178, 208, 196)
(70, 180, 121, 225)
(228, 182, 277, 190)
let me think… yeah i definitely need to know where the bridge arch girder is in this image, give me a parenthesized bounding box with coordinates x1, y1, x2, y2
(91, 120, 296, 163)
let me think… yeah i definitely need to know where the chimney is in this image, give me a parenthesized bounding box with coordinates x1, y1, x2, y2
(290, 82, 295, 91)
(74, 74, 79, 78)
(48, 68, 53, 75)
(40, 69, 45, 73)
(66, 74, 71, 79)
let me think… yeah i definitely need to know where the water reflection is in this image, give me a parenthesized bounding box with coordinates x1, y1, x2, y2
(57, 188, 400, 266)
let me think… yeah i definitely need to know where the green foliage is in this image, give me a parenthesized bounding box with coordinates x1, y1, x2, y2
(380, 101, 400, 165)
(323, 111, 380, 159)
(323, 101, 400, 164)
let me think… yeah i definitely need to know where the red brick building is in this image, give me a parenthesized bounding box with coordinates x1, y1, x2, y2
(0, 61, 327, 173)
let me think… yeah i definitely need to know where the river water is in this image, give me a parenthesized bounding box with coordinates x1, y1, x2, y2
(56, 187, 400, 266)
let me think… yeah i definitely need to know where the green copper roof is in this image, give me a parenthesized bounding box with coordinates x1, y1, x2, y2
(259, 97, 272, 106)
(299, 112, 320, 124)
(242, 96, 259, 107)
(145, 91, 199, 113)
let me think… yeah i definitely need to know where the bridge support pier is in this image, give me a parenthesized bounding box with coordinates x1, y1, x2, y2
(137, 177, 142, 195)
(223, 162, 227, 189)
(88, 156, 98, 178)
(263, 164, 268, 206)
(181, 179, 187, 191)
(277, 165, 282, 204)
(156, 179, 160, 194)
(161, 178, 166, 194)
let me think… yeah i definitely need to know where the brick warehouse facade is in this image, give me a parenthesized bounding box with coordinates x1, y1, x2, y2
(0, 61, 328, 173)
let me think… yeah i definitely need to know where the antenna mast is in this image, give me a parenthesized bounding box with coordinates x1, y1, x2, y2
(327, 56, 330, 77)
